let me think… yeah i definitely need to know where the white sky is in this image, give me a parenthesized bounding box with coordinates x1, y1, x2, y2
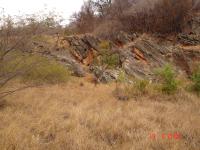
(0, 0, 85, 24)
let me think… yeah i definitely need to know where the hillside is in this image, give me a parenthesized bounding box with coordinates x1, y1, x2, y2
(0, 1, 200, 150)
(0, 15, 200, 150)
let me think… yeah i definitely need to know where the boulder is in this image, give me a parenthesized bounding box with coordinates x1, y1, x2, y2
(177, 33, 200, 45)
(90, 66, 120, 83)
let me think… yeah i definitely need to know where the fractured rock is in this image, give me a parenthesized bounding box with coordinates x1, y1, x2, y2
(63, 35, 100, 65)
(178, 33, 200, 45)
(116, 36, 172, 79)
(90, 65, 120, 83)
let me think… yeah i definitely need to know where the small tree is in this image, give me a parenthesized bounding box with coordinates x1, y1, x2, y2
(156, 65, 178, 94)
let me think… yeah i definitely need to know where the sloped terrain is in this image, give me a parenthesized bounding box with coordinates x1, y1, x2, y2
(0, 79, 200, 150)
(1, 11, 199, 150)
(32, 13, 200, 82)
(33, 30, 200, 82)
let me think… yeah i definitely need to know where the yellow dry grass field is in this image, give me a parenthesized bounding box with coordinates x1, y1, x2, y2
(0, 79, 200, 150)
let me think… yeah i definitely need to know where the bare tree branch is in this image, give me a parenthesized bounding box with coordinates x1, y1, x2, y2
(0, 85, 37, 100)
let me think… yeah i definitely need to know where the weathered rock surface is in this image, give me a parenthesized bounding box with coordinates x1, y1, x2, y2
(62, 33, 200, 80)
(33, 30, 200, 82)
(115, 36, 173, 79)
(63, 35, 100, 65)
(90, 66, 120, 83)
(178, 33, 200, 45)
(115, 35, 200, 79)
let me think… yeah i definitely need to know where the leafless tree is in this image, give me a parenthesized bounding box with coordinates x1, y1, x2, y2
(70, 0, 96, 33)
(72, 0, 194, 35)
(0, 11, 62, 101)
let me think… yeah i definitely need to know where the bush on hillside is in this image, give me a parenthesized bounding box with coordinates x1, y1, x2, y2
(156, 65, 179, 94)
(0, 51, 70, 85)
(93, 41, 120, 69)
(22, 56, 70, 84)
(191, 65, 200, 95)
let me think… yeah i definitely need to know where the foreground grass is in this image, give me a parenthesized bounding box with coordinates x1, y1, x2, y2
(0, 79, 200, 150)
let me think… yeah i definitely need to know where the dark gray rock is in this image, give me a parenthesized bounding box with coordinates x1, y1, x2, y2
(178, 33, 200, 45)
(64, 35, 100, 61)
(90, 66, 120, 83)
(116, 36, 171, 79)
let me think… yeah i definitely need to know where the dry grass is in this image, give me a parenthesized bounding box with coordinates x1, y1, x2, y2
(0, 78, 200, 150)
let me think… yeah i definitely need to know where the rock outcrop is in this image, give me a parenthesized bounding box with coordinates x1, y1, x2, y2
(114, 35, 200, 79)
(33, 29, 200, 82)
(90, 66, 120, 83)
(115, 36, 173, 79)
(63, 35, 100, 65)
(62, 33, 199, 80)
(178, 33, 200, 45)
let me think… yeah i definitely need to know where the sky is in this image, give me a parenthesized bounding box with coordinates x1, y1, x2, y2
(0, 0, 85, 24)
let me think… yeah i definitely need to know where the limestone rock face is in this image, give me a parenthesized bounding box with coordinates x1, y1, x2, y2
(63, 35, 100, 65)
(62, 33, 200, 80)
(115, 35, 200, 79)
(33, 28, 200, 82)
(116, 36, 172, 79)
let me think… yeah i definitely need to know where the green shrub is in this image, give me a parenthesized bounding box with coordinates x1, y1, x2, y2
(0, 50, 70, 85)
(156, 65, 178, 94)
(99, 41, 110, 49)
(117, 70, 126, 83)
(94, 40, 120, 69)
(22, 56, 70, 84)
(0, 50, 33, 79)
(191, 65, 200, 95)
(101, 53, 120, 69)
(93, 50, 120, 69)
